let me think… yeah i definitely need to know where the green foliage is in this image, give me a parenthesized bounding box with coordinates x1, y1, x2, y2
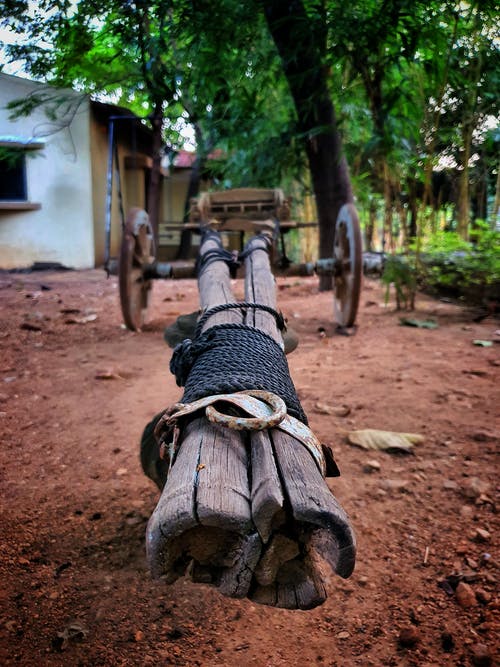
(0, 144, 45, 165)
(381, 254, 417, 310)
(418, 225, 500, 299)
(1, 0, 304, 187)
(0, 146, 24, 167)
(1, 0, 498, 231)
(382, 223, 499, 310)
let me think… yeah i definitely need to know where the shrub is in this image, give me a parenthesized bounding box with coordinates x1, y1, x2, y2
(417, 224, 500, 303)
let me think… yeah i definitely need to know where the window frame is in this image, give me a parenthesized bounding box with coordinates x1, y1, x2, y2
(0, 139, 45, 211)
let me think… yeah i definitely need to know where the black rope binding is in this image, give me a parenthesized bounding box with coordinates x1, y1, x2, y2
(238, 232, 273, 260)
(195, 229, 241, 277)
(170, 303, 307, 424)
(195, 302, 286, 338)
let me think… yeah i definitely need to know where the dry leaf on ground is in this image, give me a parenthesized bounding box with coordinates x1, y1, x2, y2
(347, 429, 424, 453)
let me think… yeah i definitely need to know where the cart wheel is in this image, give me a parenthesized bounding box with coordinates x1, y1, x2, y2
(333, 203, 362, 327)
(119, 208, 155, 331)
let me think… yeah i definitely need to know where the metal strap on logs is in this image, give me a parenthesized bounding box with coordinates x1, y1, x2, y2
(153, 390, 334, 478)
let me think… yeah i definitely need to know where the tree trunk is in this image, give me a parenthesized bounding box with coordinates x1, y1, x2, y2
(406, 177, 418, 241)
(456, 126, 472, 239)
(147, 101, 163, 251)
(263, 0, 353, 291)
(456, 45, 482, 239)
(471, 152, 488, 223)
(365, 199, 376, 251)
(176, 156, 202, 259)
(492, 158, 500, 228)
(382, 160, 393, 253)
(393, 181, 408, 250)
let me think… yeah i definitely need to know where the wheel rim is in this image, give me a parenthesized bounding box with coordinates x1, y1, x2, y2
(119, 208, 154, 331)
(333, 204, 362, 327)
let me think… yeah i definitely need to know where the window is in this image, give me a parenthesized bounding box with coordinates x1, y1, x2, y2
(0, 150, 27, 200)
(0, 139, 44, 210)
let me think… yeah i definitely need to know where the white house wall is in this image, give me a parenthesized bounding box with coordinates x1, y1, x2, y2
(0, 74, 94, 269)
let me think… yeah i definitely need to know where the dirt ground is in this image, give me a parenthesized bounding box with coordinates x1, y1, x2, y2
(0, 268, 498, 667)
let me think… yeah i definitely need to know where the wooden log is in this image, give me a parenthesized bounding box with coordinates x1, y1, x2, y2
(198, 232, 242, 331)
(147, 228, 355, 609)
(250, 584, 277, 607)
(243, 233, 281, 344)
(254, 534, 299, 586)
(195, 419, 252, 533)
(194, 233, 261, 594)
(250, 526, 328, 610)
(147, 230, 259, 598)
(146, 417, 255, 581)
(270, 428, 356, 579)
(146, 413, 251, 582)
(242, 231, 356, 606)
(146, 417, 203, 580)
(243, 233, 328, 609)
(195, 232, 258, 597)
(218, 532, 262, 598)
(276, 557, 327, 610)
(280, 555, 327, 610)
(243, 232, 329, 608)
(243, 234, 288, 547)
(249, 430, 285, 544)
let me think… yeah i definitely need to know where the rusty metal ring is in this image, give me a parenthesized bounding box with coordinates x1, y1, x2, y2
(205, 390, 287, 431)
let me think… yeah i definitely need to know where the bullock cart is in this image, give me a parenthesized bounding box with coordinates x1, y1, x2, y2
(116, 188, 362, 332)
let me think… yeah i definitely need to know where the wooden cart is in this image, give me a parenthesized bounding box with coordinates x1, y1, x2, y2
(117, 187, 362, 332)
(141, 221, 357, 609)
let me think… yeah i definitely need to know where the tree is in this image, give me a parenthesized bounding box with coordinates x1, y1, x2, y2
(434, 1, 499, 237)
(263, 0, 353, 289)
(3, 0, 498, 258)
(2, 0, 300, 242)
(3, 0, 176, 244)
(316, 1, 452, 248)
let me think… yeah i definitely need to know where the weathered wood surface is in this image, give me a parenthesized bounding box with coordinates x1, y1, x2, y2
(197, 233, 242, 330)
(242, 232, 355, 606)
(195, 188, 288, 222)
(146, 229, 355, 609)
(147, 231, 256, 597)
(249, 429, 285, 544)
(270, 428, 356, 578)
(243, 233, 281, 343)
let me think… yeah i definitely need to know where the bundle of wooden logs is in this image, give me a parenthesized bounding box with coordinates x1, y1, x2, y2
(144, 230, 356, 610)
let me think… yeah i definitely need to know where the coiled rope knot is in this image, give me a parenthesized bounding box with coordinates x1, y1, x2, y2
(169, 303, 307, 424)
(170, 338, 197, 387)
